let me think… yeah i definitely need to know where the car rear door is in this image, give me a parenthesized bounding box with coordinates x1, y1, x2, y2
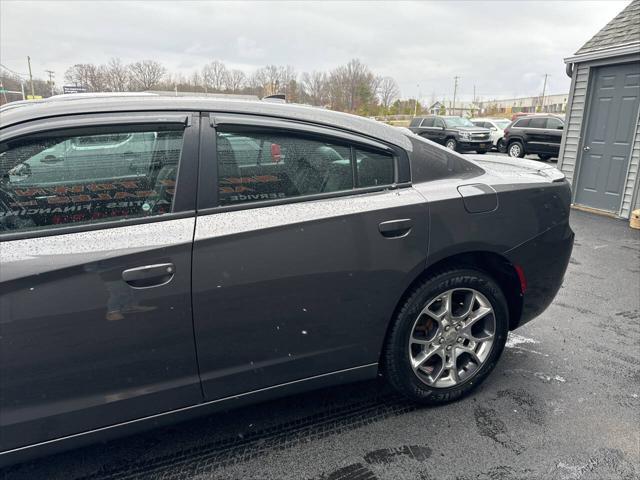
(0, 113, 201, 453)
(544, 117, 564, 155)
(191, 114, 429, 400)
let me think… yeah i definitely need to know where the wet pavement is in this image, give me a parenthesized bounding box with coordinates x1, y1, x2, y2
(3, 209, 639, 480)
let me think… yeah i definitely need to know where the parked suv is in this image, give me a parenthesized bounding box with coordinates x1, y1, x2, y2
(0, 96, 573, 464)
(503, 115, 565, 160)
(409, 115, 492, 154)
(471, 118, 512, 153)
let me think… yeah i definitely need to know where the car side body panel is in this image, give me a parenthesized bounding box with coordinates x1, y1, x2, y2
(192, 188, 429, 401)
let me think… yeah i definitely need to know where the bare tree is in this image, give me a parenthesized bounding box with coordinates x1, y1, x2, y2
(377, 76, 400, 110)
(226, 69, 246, 93)
(251, 65, 297, 97)
(202, 60, 228, 92)
(327, 59, 377, 112)
(301, 71, 328, 106)
(128, 60, 166, 91)
(64, 63, 107, 92)
(104, 58, 129, 92)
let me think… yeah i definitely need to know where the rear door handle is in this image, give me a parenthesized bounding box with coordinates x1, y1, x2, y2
(122, 263, 175, 288)
(378, 219, 413, 238)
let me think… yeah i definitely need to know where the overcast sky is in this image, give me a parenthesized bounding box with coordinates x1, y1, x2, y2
(0, 0, 630, 102)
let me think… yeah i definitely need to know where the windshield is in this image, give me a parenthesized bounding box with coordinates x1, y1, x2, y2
(444, 117, 475, 128)
(494, 120, 511, 129)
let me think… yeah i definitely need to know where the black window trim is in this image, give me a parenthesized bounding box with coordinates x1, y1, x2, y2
(0, 112, 199, 242)
(197, 112, 407, 213)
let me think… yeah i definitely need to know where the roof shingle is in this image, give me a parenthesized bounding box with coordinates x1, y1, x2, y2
(576, 0, 640, 54)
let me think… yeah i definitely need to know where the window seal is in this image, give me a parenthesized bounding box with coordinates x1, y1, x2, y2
(197, 182, 412, 216)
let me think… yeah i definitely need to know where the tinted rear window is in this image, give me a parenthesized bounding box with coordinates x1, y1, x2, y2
(514, 118, 530, 128)
(420, 118, 435, 127)
(529, 117, 547, 129)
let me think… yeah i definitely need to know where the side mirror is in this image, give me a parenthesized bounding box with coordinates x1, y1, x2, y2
(490, 127, 498, 131)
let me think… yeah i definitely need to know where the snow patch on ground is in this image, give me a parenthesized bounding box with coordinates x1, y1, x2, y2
(505, 333, 540, 348)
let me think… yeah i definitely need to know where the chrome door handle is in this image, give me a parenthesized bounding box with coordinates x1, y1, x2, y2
(583, 146, 591, 151)
(122, 263, 175, 288)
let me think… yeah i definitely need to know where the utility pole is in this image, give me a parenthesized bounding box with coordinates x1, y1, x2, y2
(27, 56, 35, 98)
(45, 69, 55, 96)
(473, 84, 476, 104)
(414, 83, 420, 117)
(540, 73, 549, 112)
(452, 76, 460, 116)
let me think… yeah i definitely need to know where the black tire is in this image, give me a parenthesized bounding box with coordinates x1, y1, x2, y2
(508, 141, 525, 158)
(538, 154, 552, 161)
(497, 139, 507, 153)
(476, 150, 487, 154)
(445, 138, 458, 152)
(383, 268, 509, 405)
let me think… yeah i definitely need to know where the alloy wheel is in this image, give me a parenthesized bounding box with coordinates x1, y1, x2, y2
(408, 288, 496, 388)
(509, 143, 521, 157)
(445, 140, 456, 150)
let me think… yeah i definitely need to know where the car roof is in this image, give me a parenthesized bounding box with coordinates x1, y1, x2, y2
(0, 95, 412, 150)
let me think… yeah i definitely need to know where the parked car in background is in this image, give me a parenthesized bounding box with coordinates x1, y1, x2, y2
(0, 96, 573, 465)
(503, 115, 565, 160)
(470, 118, 512, 153)
(408, 115, 492, 153)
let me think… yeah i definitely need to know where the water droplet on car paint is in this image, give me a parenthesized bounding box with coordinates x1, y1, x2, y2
(302, 308, 307, 312)
(29, 287, 34, 291)
(301, 330, 308, 335)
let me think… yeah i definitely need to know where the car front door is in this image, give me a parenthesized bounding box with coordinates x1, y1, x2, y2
(433, 118, 447, 144)
(191, 115, 429, 400)
(0, 113, 202, 454)
(525, 117, 548, 154)
(544, 117, 564, 155)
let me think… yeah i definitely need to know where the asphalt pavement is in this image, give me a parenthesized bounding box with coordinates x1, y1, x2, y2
(2, 209, 639, 480)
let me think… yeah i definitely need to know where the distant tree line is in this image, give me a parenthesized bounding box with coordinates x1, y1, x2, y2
(0, 58, 425, 116)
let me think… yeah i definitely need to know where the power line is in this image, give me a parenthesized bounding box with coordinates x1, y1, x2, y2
(0, 63, 29, 77)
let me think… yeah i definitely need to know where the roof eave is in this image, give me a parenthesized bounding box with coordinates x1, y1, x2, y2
(564, 42, 640, 64)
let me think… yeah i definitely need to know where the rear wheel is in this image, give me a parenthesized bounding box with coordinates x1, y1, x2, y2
(383, 268, 509, 405)
(508, 141, 525, 158)
(497, 138, 507, 153)
(538, 154, 552, 161)
(445, 138, 458, 151)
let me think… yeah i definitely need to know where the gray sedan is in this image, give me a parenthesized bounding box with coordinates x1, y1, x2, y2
(0, 96, 573, 465)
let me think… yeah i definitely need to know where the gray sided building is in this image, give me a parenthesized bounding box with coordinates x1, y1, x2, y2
(559, 0, 640, 219)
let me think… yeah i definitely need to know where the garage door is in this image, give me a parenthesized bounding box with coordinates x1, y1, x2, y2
(575, 62, 640, 212)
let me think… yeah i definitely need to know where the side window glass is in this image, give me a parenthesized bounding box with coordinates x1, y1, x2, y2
(546, 117, 563, 129)
(515, 118, 530, 128)
(409, 118, 422, 127)
(421, 118, 435, 127)
(530, 117, 547, 129)
(433, 118, 444, 128)
(356, 149, 395, 188)
(217, 129, 353, 206)
(0, 126, 184, 234)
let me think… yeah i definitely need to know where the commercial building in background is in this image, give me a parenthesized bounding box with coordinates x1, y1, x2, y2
(559, 0, 640, 219)
(481, 93, 569, 116)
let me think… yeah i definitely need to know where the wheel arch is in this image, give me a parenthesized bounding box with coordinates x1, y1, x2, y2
(380, 250, 523, 367)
